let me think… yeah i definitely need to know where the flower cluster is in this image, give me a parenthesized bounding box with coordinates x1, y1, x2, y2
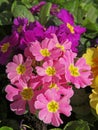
(0, 2, 93, 127)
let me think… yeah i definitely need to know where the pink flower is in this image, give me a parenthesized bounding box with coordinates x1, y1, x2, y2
(5, 79, 40, 115)
(60, 50, 92, 88)
(6, 54, 32, 83)
(30, 34, 61, 61)
(42, 75, 74, 98)
(34, 88, 72, 126)
(36, 60, 65, 83)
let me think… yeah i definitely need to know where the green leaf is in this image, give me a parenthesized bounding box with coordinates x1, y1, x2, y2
(85, 4, 97, 23)
(0, 11, 12, 25)
(63, 0, 79, 22)
(0, 126, 13, 130)
(0, 0, 11, 12)
(39, 2, 52, 25)
(50, 128, 62, 130)
(21, 0, 38, 8)
(91, 108, 98, 120)
(63, 120, 90, 130)
(11, 1, 34, 22)
(47, 0, 65, 6)
(83, 19, 98, 31)
(0, 119, 19, 130)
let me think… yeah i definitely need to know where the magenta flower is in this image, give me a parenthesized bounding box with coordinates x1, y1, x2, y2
(57, 9, 86, 52)
(0, 32, 18, 65)
(12, 17, 28, 34)
(34, 88, 72, 126)
(45, 26, 58, 38)
(24, 21, 44, 44)
(30, 1, 59, 16)
(60, 50, 92, 88)
(36, 60, 65, 83)
(57, 9, 86, 36)
(6, 54, 32, 83)
(12, 17, 29, 49)
(5, 79, 39, 115)
(30, 1, 46, 14)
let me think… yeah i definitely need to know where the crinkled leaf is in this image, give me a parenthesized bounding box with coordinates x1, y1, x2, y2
(0, 126, 13, 130)
(85, 4, 98, 23)
(63, 0, 79, 22)
(47, 0, 65, 6)
(39, 2, 52, 25)
(21, 0, 38, 8)
(63, 120, 90, 130)
(0, 11, 12, 25)
(83, 19, 98, 31)
(0, 0, 11, 12)
(11, 1, 34, 22)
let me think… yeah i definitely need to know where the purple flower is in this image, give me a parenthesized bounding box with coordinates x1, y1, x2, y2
(23, 21, 45, 45)
(12, 17, 28, 34)
(57, 9, 74, 24)
(0, 32, 18, 65)
(50, 4, 59, 15)
(45, 26, 58, 38)
(30, 1, 59, 16)
(56, 9, 86, 52)
(30, 1, 46, 14)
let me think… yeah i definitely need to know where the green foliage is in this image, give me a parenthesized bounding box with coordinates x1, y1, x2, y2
(63, 120, 90, 130)
(11, 1, 34, 22)
(39, 2, 52, 25)
(0, 126, 13, 130)
(50, 128, 62, 130)
(21, 0, 39, 8)
(0, 0, 98, 130)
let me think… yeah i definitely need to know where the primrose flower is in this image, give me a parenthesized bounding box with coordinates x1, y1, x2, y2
(57, 9, 86, 52)
(30, 34, 61, 61)
(83, 47, 98, 88)
(43, 81, 74, 99)
(24, 21, 44, 43)
(36, 60, 65, 83)
(34, 88, 72, 126)
(89, 87, 98, 114)
(5, 79, 39, 115)
(57, 9, 86, 37)
(12, 17, 29, 49)
(0, 32, 18, 65)
(12, 17, 28, 34)
(6, 54, 32, 83)
(60, 50, 92, 88)
(30, 1, 46, 14)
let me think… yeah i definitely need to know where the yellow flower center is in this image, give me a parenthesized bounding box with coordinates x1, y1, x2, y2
(17, 25, 23, 33)
(56, 43, 65, 52)
(69, 64, 80, 77)
(40, 48, 50, 57)
(16, 64, 26, 75)
(47, 100, 59, 113)
(1, 42, 10, 53)
(45, 66, 56, 76)
(21, 87, 33, 100)
(67, 23, 74, 34)
(49, 83, 58, 89)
